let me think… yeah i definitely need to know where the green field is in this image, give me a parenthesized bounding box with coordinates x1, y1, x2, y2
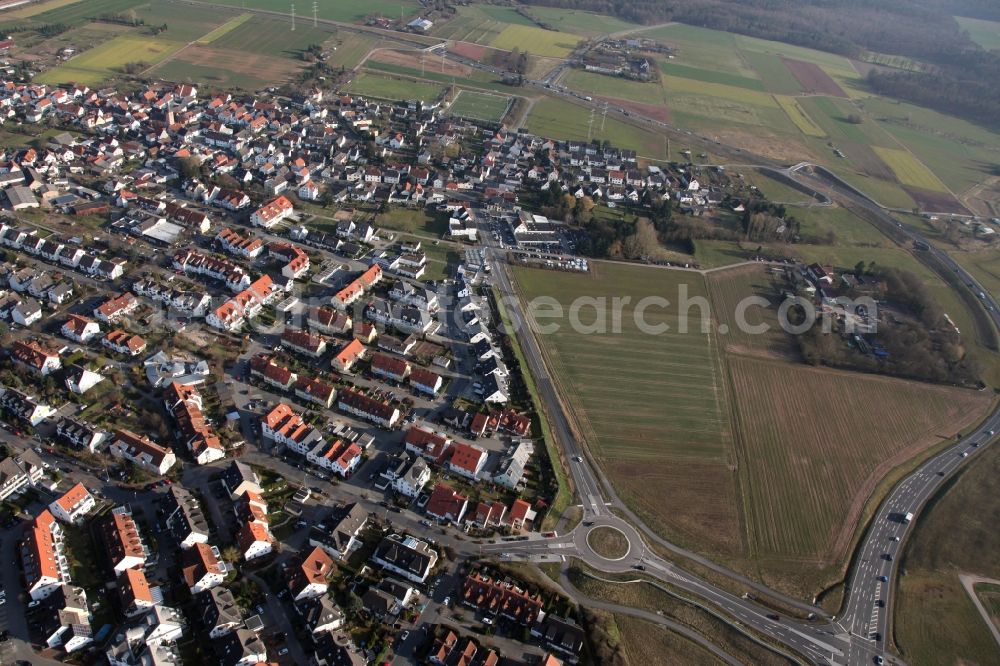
(660, 61, 767, 92)
(524, 96, 667, 158)
(513, 262, 745, 556)
(490, 23, 580, 57)
(526, 6, 639, 37)
(956, 15, 1000, 50)
(872, 146, 949, 192)
(210, 16, 335, 57)
(22, 0, 143, 24)
(364, 60, 511, 94)
(198, 0, 418, 24)
(448, 90, 510, 122)
(36, 34, 184, 85)
(345, 71, 445, 102)
(561, 69, 668, 106)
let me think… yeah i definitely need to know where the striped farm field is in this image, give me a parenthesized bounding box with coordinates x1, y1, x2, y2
(195, 12, 252, 44)
(448, 90, 510, 122)
(774, 95, 825, 137)
(872, 146, 949, 192)
(729, 355, 991, 562)
(35, 35, 183, 85)
(489, 23, 580, 57)
(513, 262, 745, 555)
(0, 0, 82, 18)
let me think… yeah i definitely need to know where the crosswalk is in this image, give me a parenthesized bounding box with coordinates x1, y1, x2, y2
(867, 582, 883, 639)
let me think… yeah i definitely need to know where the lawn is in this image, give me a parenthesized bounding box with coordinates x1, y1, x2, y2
(872, 146, 949, 193)
(587, 526, 630, 559)
(896, 444, 1000, 665)
(345, 71, 445, 102)
(448, 89, 511, 122)
(524, 96, 668, 159)
(775, 95, 825, 137)
(35, 34, 185, 85)
(375, 206, 448, 236)
(512, 262, 744, 557)
(489, 23, 580, 58)
(569, 563, 792, 665)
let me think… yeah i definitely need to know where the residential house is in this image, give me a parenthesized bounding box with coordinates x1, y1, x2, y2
(48, 482, 95, 524)
(371, 533, 438, 584)
(425, 483, 469, 524)
(109, 429, 177, 475)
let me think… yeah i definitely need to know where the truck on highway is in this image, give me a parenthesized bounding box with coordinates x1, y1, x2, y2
(903, 512, 914, 524)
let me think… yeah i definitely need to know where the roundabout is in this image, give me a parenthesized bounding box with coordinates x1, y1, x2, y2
(586, 525, 631, 560)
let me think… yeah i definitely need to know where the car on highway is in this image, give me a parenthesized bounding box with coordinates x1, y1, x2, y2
(874, 657, 884, 664)
(878, 575, 888, 582)
(573, 455, 583, 462)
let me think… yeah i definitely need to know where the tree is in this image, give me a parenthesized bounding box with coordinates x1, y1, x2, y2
(221, 545, 241, 564)
(621, 218, 659, 259)
(177, 156, 201, 181)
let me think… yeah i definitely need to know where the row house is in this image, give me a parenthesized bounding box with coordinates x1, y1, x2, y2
(133, 279, 211, 317)
(0, 386, 56, 426)
(249, 354, 297, 390)
(281, 327, 327, 358)
(172, 249, 251, 292)
(337, 387, 401, 429)
(260, 402, 324, 456)
(235, 492, 274, 561)
(306, 305, 352, 335)
(164, 383, 225, 465)
(331, 264, 382, 310)
(215, 226, 264, 258)
(94, 292, 140, 323)
(163, 486, 210, 550)
(21, 510, 70, 600)
(100, 511, 148, 575)
(293, 375, 336, 409)
(306, 438, 362, 478)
